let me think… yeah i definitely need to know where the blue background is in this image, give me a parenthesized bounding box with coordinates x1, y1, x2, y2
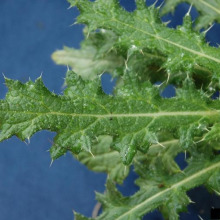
(0, 0, 219, 219)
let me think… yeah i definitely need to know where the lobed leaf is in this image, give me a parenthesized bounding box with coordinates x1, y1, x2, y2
(162, 0, 220, 30)
(1, 71, 220, 164)
(69, 0, 220, 86)
(75, 135, 129, 184)
(53, 28, 214, 90)
(75, 155, 220, 220)
(52, 28, 124, 80)
(2, 1, 220, 219)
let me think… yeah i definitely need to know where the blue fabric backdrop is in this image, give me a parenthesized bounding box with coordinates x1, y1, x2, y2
(0, 0, 219, 219)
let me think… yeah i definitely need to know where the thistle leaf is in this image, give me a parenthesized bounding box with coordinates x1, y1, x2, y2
(206, 170, 220, 194)
(135, 138, 182, 175)
(75, 135, 129, 184)
(78, 156, 220, 220)
(74, 212, 92, 220)
(1, 71, 220, 164)
(2, 1, 220, 219)
(69, 0, 220, 85)
(52, 29, 124, 79)
(162, 0, 220, 30)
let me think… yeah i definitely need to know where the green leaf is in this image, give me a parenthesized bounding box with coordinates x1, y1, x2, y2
(52, 28, 170, 84)
(2, 2, 220, 219)
(76, 135, 129, 184)
(69, 0, 220, 85)
(160, 190, 190, 220)
(162, 0, 220, 30)
(82, 156, 220, 220)
(206, 170, 220, 195)
(52, 28, 124, 79)
(135, 138, 182, 176)
(204, 123, 220, 141)
(1, 71, 220, 164)
(74, 212, 92, 220)
(199, 123, 220, 150)
(53, 20, 214, 88)
(77, 135, 187, 184)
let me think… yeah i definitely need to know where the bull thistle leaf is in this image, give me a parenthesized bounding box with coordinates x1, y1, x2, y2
(52, 27, 213, 89)
(68, 0, 220, 86)
(162, 0, 220, 30)
(75, 135, 129, 184)
(1, 0, 220, 219)
(52, 28, 124, 80)
(52, 28, 168, 84)
(1, 70, 220, 165)
(74, 154, 220, 220)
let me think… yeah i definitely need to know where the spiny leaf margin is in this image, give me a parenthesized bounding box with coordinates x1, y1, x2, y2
(69, 0, 220, 86)
(1, 72, 220, 165)
(162, 0, 220, 30)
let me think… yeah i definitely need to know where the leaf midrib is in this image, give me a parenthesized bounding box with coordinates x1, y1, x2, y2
(109, 18, 220, 64)
(2, 109, 220, 118)
(115, 159, 220, 220)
